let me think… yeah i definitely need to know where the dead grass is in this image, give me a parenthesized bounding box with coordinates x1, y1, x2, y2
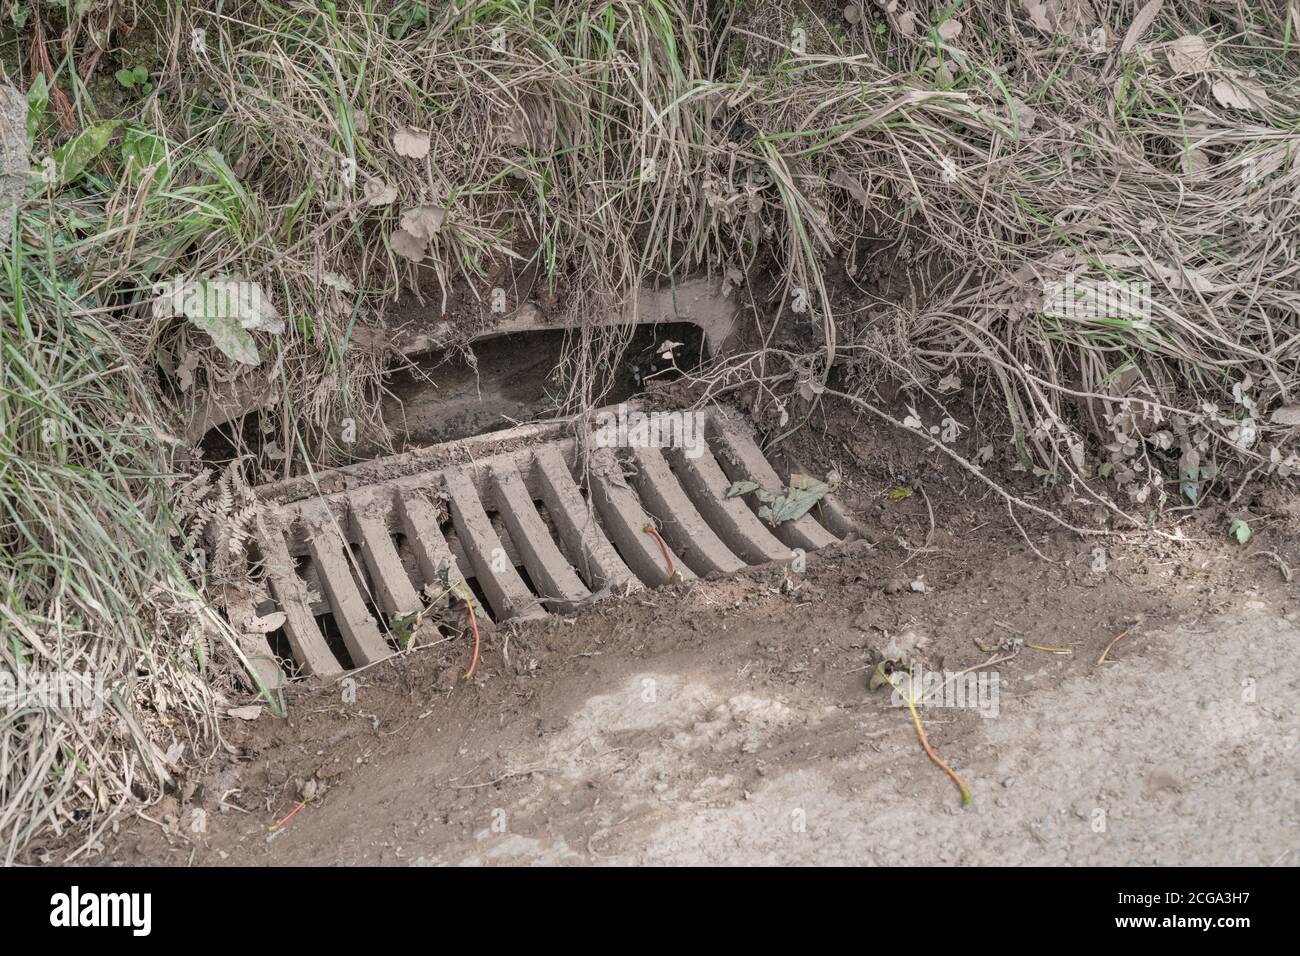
(0, 0, 1298, 859)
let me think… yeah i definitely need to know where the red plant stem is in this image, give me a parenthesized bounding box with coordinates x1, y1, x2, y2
(463, 599, 481, 680)
(642, 523, 674, 581)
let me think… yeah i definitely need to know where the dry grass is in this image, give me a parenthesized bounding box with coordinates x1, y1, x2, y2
(1, 0, 1298, 858)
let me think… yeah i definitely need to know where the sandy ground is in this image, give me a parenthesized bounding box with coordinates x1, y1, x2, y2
(88, 474, 1300, 866)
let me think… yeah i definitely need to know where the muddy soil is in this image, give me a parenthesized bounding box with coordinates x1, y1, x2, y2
(63, 404, 1300, 867)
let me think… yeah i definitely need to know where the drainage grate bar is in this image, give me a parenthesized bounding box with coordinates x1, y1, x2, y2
(256, 517, 343, 676)
(351, 493, 424, 621)
(586, 448, 696, 585)
(666, 444, 793, 565)
(393, 490, 494, 631)
(531, 444, 641, 595)
(707, 420, 840, 552)
(487, 457, 592, 612)
(303, 514, 393, 667)
(442, 469, 547, 623)
(626, 446, 746, 577)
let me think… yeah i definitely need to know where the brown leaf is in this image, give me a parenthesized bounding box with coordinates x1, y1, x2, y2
(937, 19, 963, 41)
(392, 126, 430, 159)
(1023, 0, 1054, 33)
(1270, 405, 1300, 426)
(1121, 0, 1164, 53)
(829, 170, 870, 207)
(1165, 35, 1212, 74)
(399, 204, 445, 241)
(363, 178, 397, 206)
(390, 227, 427, 261)
(1212, 76, 1270, 111)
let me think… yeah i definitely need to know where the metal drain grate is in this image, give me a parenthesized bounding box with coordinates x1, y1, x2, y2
(236, 407, 853, 685)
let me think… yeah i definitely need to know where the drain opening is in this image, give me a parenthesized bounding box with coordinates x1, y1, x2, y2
(266, 627, 301, 679)
(315, 612, 356, 670)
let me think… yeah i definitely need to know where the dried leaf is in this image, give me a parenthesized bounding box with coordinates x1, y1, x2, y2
(390, 227, 427, 261)
(1122, 0, 1164, 53)
(937, 19, 963, 41)
(393, 126, 430, 159)
(363, 178, 397, 206)
(829, 170, 870, 207)
(1270, 405, 1300, 426)
(1023, 0, 1054, 33)
(400, 204, 445, 240)
(1212, 76, 1270, 111)
(227, 705, 263, 721)
(246, 611, 286, 633)
(1165, 35, 1212, 74)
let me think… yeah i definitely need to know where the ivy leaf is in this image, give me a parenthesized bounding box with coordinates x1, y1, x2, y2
(51, 120, 121, 188)
(188, 310, 259, 365)
(1228, 519, 1251, 546)
(757, 473, 833, 526)
(25, 73, 47, 145)
(121, 128, 169, 185)
(725, 479, 762, 499)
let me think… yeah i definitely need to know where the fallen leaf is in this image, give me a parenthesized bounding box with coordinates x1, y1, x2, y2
(227, 705, 263, 721)
(400, 204, 445, 241)
(1212, 76, 1270, 111)
(1023, 0, 1054, 33)
(829, 169, 870, 207)
(1270, 405, 1300, 426)
(176, 350, 199, 391)
(1165, 35, 1212, 74)
(1122, 0, 1165, 53)
(321, 272, 354, 294)
(390, 227, 427, 261)
(756, 473, 835, 526)
(393, 126, 430, 159)
(726, 479, 763, 499)
(363, 178, 397, 206)
(1228, 518, 1251, 545)
(246, 611, 286, 633)
(937, 19, 963, 41)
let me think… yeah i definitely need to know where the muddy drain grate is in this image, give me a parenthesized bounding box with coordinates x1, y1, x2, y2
(235, 406, 853, 686)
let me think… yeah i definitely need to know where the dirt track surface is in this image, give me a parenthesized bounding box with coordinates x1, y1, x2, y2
(94, 519, 1299, 867)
